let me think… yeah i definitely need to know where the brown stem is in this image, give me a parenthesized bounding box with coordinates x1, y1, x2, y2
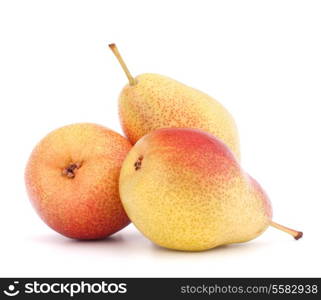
(108, 43, 137, 86)
(270, 221, 303, 240)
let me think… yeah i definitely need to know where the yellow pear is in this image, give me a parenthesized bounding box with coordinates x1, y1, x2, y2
(109, 44, 240, 160)
(119, 128, 302, 251)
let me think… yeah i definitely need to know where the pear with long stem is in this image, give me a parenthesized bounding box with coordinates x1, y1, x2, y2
(108, 43, 241, 160)
(119, 128, 302, 251)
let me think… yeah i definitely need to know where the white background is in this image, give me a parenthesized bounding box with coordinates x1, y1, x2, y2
(0, 0, 320, 277)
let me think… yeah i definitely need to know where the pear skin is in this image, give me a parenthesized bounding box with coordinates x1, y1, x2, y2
(119, 128, 302, 251)
(25, 123, 132, 239)
(109, 44, 240, 160)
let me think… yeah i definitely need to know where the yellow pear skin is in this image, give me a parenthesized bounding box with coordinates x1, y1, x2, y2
(109, 44, 240, 160)
(119, 128, 302, 251)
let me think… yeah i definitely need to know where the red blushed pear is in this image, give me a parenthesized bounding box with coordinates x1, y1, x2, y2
(119, 128, 302, 251)
(25, 123, 132, 240)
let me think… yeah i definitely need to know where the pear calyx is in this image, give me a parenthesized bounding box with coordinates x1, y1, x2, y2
(62, 162, 82, 179)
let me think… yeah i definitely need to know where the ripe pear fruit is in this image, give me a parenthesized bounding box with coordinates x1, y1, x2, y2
(119, 128, 302, 251)
(25, 123, 132, 240)
(109, 44, 241, 160)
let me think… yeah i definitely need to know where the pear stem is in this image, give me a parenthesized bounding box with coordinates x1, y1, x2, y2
(108, 43, 137, 86)
(270, 221, 303, 240)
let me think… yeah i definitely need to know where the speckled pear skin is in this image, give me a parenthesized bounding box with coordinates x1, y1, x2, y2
(25, 123, 132, 240)
(119, 73, 240, 160)
(119, 128, 272, 251)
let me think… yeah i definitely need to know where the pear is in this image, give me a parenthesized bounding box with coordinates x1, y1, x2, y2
(119, 128, 302, 251)
(25, 123, 132, 239)
(109, 44, 240, 160)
